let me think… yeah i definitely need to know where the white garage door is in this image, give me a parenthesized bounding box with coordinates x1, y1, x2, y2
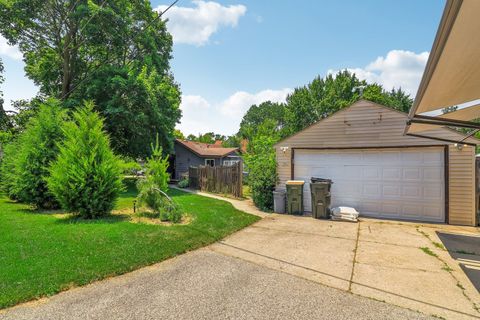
(294, 148, 445, 222)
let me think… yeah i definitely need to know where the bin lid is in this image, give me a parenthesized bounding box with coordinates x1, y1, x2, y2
(286, 180, 305, 185)
(311, 177, 333, 184)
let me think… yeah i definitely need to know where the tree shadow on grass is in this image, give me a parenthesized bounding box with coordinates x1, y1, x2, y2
(167, 188, 199, 198)
(55, 213, 131, 224)
(18, 206, 64, 215)
(136, 211, 160, 219)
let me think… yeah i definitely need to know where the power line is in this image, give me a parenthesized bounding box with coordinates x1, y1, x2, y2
(58, 0, 84, 30)
(60, 0, 179, 100)
(62, 0, 109, 56)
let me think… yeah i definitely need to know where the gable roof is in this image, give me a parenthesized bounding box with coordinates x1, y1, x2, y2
(175, 139, 238, 157)
(275, 99, 479, 147)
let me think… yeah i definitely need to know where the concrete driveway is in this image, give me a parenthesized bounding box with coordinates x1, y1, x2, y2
(0, 250, 432, 320)
(1, 199, 479, 320)
(210, 215, 480, 320)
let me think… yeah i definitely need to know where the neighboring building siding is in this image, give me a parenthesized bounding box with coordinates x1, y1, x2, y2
(449, 145, 476, 225)
(274, 100, 478, 226)
(174, 143, 204, 179)
(174, 143, 240, 179)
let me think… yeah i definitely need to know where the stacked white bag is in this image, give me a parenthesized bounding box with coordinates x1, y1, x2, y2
(331, 206, 359, 222)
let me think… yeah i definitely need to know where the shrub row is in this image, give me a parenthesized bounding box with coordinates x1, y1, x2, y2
(243, 121, 279, 211)
(0, 100, 123, 218)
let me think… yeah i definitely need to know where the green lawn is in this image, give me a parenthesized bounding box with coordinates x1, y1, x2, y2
(0, 180, 260, 309)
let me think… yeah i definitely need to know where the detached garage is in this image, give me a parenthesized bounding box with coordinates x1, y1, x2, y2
(275, 100, 479, 226)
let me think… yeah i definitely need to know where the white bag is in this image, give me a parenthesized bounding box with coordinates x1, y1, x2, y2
(331, 206, 359, 222)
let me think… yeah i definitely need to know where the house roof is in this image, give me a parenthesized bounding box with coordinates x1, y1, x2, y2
(175, 139, 238, 157)
(406, 0, 480, 135)
(274, 99, 480, 147)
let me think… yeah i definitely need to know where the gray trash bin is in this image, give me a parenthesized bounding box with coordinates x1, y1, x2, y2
(273, 190, 286, 214)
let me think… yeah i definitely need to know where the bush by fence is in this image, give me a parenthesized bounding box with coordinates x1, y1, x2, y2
(189, 162, 242, 198)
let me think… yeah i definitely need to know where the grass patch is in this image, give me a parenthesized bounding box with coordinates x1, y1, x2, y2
(442, 265, 454, 272)
(242, 185, 251, 198)
(0, 179, 260, 309)
(420, 247, 438, 257)
(417, 227, 446, 250)
(432, 241, 446, 250)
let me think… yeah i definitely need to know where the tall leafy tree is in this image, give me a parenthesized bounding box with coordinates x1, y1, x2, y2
(222, 135, 241, 148)
(185, 132, 224, 144)
(0, 58, 11, 150)
(0, 0, 181, 157)
(173, 129, 185, 140)
(283, 70, 413, 135)
(239, 101, 286, 140)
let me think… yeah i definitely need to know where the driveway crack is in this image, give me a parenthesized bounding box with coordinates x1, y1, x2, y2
(348, 221, 361, 292)
(416, 226, 480, 314)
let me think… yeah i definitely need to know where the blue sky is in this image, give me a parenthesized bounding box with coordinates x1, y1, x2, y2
(0, 0, 445, 135)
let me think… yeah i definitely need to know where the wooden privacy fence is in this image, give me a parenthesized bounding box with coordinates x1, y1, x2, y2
(189, 162, 243, 198)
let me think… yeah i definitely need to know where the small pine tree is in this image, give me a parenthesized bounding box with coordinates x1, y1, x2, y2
(144, 135, 170, 192)
(47, 102, 123, 218)
(8, 100, 66, 208)
(136, 135, 182, 222)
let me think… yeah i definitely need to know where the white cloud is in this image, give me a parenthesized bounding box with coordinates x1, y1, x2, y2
(177, 88, 291, 135)
(180, 95, 210, 111)
(219, 88, 292, 118)
(156, 1, 247, 46)
(0, 35, 22, 60)
(328, 50, 429, 95)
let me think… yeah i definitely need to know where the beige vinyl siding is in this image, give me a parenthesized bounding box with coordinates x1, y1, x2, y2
(276, 147, 290, 191)
(275, 100, 478, 226)
(448, 145, 475, 225)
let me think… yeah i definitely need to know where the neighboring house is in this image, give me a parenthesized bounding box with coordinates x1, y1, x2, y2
(275, 99, 479, 226)
(173, 139, 240, 180)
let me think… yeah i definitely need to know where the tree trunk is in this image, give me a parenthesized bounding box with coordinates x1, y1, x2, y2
(61, 32, 72, 99)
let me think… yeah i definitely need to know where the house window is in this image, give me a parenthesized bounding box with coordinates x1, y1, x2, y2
(223, 160, 240, 166)
(205, 159, 215, 167)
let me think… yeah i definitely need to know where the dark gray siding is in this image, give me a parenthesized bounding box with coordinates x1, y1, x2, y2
(174, 143, 241, 179)
(174, 143, 204, 180)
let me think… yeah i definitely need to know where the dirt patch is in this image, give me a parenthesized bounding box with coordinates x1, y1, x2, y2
(112, 208, 193, 226)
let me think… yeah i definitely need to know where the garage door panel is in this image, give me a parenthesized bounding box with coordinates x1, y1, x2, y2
(295, 148, 445, 222)
(363, 153, 382, 163)
(403, 168, 422, 180)
(423, 167, 443, 181)
(381, 151, 401, 162)
(363, 167, 381, 179)
(402, 185, 423, 197)
(402, 204, 424, 216)
(423, 151, 443, 163)
(402, 151, 424, 163)
(382, 185, 401, 197)
(423, 186, 443, 199)
(382, 167, 402, 180)
(422, 206, 444, 219)
(382, 203, 401, 215)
